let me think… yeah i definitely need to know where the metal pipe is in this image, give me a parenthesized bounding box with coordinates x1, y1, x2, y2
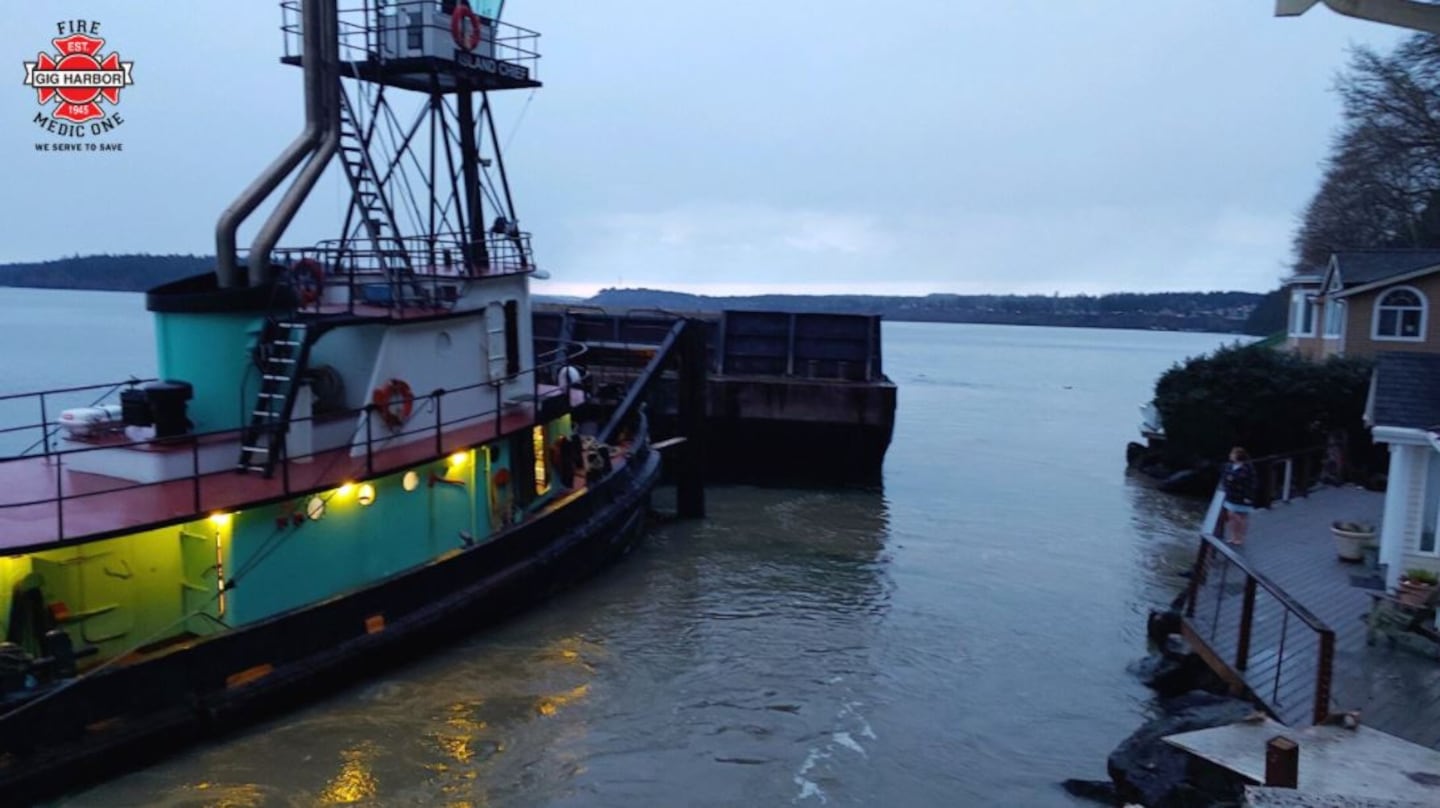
(215, 0, 324, 288)
(247, 0, 342, 288)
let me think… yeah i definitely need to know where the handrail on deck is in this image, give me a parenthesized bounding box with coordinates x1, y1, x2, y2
(1182, 529, 1336, 726)
(0, 377, 157, 459)
(0, 343, 587, 551)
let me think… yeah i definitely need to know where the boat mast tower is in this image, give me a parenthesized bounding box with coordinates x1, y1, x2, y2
(217, 0, 542, 297)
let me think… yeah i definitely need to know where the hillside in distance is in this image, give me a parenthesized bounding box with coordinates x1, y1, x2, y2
(0, 254, 1281, 334)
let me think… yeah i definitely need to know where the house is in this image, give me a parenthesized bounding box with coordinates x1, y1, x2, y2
(1285, 249, 1440, 360)
(1364, 352, 1440, 589)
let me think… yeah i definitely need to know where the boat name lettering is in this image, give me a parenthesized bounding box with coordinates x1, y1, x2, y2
(452, 49, 528, 81)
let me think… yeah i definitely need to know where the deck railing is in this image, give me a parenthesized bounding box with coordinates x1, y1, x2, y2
(263, 232, 533, 318)
(1251, 446, 1326, 508)
(0, 378, 157, 459)
(280, 0, 542, 81)
(0, 342, 584, 551)
(1183, 483, 1336, 726)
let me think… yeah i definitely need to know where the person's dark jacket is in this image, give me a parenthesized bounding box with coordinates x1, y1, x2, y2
(1222, 462, 1256, 506)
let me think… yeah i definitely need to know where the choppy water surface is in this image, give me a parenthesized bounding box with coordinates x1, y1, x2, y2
(0, 291, 1235, 806)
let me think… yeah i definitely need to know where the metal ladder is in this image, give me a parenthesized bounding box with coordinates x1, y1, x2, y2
(237, 319, 312, 476)
(336, 92, 416, 303)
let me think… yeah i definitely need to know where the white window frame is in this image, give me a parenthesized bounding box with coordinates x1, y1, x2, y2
(1323, 298, 1345, 339)
(1289, 290, 1318, 337)
(1371, 285, 1428, 343)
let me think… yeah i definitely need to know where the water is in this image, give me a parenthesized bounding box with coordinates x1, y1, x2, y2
(0, 289, 1236, 806)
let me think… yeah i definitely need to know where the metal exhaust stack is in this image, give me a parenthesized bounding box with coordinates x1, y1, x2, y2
(247, 0, 341, 288)
(212, 0, 336, 288)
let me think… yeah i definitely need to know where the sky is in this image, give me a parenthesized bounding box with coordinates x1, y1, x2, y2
(0, 1, 1415, 298)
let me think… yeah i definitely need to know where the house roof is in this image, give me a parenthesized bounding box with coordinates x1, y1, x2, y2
(1369, 352, 1440, 429)
(1326, 249, 1440, 289)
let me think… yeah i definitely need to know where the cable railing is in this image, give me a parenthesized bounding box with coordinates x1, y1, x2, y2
(0, 342, 585, 552)
(1181, 470, 1336, 728)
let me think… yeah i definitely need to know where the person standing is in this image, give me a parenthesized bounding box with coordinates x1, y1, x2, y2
(1221, 446, 1257, 546)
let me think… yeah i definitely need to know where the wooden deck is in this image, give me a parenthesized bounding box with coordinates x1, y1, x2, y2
(1185, 486, 1440, 749)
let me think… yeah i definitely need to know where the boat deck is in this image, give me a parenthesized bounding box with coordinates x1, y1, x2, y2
(1185, 486, 1440, 749)
(0, 389, 584, 554)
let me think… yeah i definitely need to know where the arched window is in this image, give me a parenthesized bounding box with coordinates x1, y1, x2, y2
(1372, 287, 1427, 341)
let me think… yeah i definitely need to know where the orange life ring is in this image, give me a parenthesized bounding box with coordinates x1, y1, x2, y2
(291, 257, 324, 306)
(450, 2, 484, 52)
(371, 379, 414, 430)
(492, 467, 511, 487)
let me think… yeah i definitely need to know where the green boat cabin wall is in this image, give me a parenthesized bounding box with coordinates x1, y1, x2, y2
(152, 312, 261, 433)
(221, 414, 571, 627)
(0, 519, 226, 660)
(0, 414, 572, 658)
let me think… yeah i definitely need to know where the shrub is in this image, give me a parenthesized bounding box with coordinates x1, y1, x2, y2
(1153, 343, 1372, 468)
(1404, 568, 1439, 586)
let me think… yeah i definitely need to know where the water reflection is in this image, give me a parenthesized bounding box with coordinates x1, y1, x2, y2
(318, 742, 380, 805)
(1123, 471, 1209, 608)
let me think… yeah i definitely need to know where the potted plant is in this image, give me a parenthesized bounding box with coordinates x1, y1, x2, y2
(1330, 520, 1375, 563)
(1398, 568, 1439, 607)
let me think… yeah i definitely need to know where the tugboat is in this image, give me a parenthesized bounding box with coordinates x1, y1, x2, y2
(0, 2, 695, 799)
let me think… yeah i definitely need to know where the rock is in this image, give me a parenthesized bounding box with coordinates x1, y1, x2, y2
(1062, 778, 1120, 805)
(1158, 468, 1214, 495)
(1128, 651, 1225, 699)
(1147, 609, 1182, 643)
(1126, 442, 1148, 468)
(1107, 691, 1256, 808)
(1162, 634, 1191, 659)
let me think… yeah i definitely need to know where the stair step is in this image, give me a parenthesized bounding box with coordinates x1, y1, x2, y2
(272, 340, 302, 347)
(252, 410, 279, 418)
(241, 445, 271, 454)
(237, 464, 268, 473)
(258, 392, 284, 399)
(266, 357, 297, 365)
(262, 374, 292, 381)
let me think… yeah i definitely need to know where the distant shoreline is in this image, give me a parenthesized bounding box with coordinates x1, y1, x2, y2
(0, 255, 1275, 335)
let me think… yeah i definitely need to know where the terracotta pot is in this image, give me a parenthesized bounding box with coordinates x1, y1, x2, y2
(1398, 579, 1437, 608)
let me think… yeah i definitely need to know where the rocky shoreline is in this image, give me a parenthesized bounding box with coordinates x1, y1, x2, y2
(1062, 608, 1264, 808)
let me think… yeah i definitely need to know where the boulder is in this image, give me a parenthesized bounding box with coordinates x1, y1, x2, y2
(1107, 691, 1256, 808)
(1061, 778, 1121, 805)
(1147, 609, 1182, 643)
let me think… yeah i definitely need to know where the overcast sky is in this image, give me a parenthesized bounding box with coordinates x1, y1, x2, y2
(0, 2, 1412, 297)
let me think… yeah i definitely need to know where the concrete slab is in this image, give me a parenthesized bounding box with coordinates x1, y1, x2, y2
(1165, 718, 1440, 804)
(1245, 786, 1428, 807)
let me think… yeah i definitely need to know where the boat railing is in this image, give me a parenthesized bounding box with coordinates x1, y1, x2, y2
(279, 0, 542, 81)
(0, 342, 585, 550)
(263, 231, 533, 317)
(0, 378, 157, 459)
(1181, 526, 1336, 727)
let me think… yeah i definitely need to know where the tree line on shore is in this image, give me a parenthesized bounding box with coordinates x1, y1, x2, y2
(0, 254, 1280, 334)
(1143, 33, 1440, 480)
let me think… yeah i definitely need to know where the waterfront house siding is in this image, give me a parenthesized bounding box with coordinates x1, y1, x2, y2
(1340, 272, 1440, 359)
